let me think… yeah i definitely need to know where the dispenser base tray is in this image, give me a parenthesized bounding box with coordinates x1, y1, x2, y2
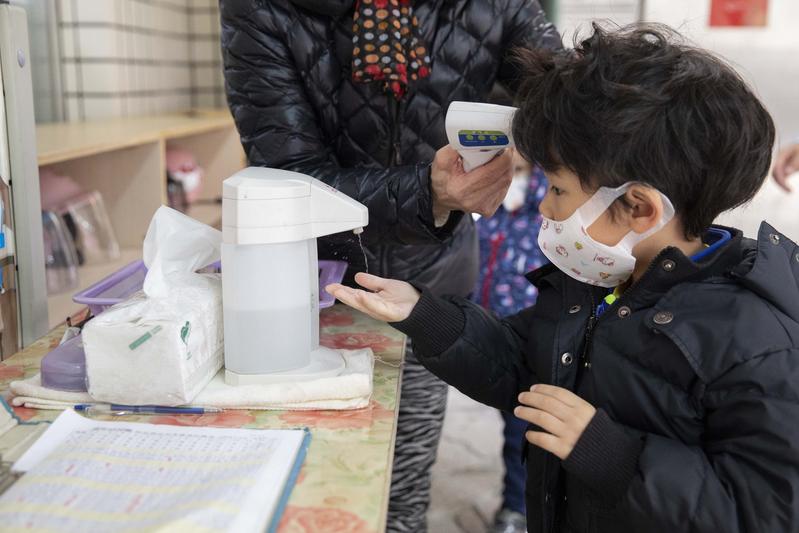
(224, 346, 346, 386)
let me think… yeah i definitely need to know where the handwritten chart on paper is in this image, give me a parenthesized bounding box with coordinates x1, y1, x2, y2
(0, 410, 307, 532)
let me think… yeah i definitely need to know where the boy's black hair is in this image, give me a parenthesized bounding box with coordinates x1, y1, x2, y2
(512, 23, 775, 238)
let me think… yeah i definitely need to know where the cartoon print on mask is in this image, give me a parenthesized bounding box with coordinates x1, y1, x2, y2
(571, 268, 582, 276)
(594, 254, 615, 267)
(556, 245, 568, 257)
(541, 220, 549, 230)
(599, 272, 611, 280)
(574, 242, 583, 250)
(554, 223, 564, 234)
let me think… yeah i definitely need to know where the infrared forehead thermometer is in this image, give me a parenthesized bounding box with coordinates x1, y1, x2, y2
(445, 101, 518, 172)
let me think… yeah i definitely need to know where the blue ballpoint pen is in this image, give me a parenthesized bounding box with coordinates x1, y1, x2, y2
(74, 404, 223, 416)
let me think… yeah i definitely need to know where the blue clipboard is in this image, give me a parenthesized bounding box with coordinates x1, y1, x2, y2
(266, 428, 312, 533)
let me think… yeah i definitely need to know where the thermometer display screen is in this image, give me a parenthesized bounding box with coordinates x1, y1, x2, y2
(457, 130, 510, 147)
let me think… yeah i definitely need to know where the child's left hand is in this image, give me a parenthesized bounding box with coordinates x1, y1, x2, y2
(515, 384, 596, 460)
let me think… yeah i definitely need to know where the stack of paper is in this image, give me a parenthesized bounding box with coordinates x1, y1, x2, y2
(0, 410, 310, 532)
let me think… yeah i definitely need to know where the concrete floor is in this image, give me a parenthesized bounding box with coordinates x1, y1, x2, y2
(429, 387, 505, 533)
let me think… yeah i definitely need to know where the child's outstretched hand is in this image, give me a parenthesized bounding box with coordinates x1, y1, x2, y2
(326, 273, 420, 323)
(515, 384, 597, 460)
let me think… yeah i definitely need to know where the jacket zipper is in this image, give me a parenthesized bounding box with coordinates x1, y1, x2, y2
(382, 96, 403, 278)
(387, 96, 402, 166)
(580, 289, 598, 369)
(555, 260, 665, 531)
(583, 257, 666, 369)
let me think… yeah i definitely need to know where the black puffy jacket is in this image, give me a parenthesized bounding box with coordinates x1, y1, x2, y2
(394, 223, 799, 533)
(220, 0, 561, 296)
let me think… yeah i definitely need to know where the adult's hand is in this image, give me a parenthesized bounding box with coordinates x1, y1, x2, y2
(773, 143, 799, 192)
(430, 145, 513, 220)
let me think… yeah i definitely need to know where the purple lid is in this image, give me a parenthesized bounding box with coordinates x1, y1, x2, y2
(319, 260, 348, 309)
(40, 334, 87, 392)
(73, 260, 147, 309)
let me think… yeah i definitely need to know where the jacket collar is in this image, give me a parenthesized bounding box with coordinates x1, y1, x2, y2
(732, 221, 799, 321)
(618, 225, 745, 312)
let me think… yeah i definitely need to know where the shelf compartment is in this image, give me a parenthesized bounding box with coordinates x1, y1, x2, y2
(47, 248, 141, 329)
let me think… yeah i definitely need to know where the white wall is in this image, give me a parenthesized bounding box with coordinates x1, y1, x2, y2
(555, 0, 640, 43)
(29, 0, 225, 122)
(644, 0, 799, 142)
(643, 0, 799, 240)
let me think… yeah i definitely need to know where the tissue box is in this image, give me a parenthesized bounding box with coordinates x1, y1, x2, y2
(82, 274, 223, 406)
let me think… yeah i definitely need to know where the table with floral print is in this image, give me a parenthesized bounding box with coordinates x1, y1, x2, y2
(0, 305, 405, 533)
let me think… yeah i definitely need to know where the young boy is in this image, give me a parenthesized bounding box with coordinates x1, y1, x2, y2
(327, 24, 799, 533)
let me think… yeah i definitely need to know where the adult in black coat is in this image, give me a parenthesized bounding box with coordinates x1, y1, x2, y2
(220, 1, 561, 531)
(221, 0, 560, 296)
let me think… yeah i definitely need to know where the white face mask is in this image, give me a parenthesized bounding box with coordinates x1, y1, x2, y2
(502, 173, 530, 212)
(537, 183, 675, 288)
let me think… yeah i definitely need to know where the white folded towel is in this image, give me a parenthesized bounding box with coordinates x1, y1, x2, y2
(11, 348, 373, 411)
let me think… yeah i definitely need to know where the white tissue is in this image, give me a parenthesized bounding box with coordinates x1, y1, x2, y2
(83, 207, 224, 405)
(143, 206, 221, 298)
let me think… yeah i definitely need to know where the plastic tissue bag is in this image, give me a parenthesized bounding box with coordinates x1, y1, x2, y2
(82, 207, 224, 405)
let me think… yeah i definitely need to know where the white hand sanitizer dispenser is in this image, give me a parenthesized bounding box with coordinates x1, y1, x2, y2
(445, 101, 518, 172)
(222, 167, 368, 385)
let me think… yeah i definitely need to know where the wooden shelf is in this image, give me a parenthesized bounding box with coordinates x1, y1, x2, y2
(47, 248, 142, 329)
(37, 109, 245, 328)
(36, 109, 235, 166)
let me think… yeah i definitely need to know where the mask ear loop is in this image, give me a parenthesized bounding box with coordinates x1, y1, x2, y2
(617, 188, 675, 251)
(576, 182, 675, 252)
(575, 183, 634, 230)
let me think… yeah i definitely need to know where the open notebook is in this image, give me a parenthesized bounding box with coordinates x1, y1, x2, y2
(0, 409, 310, 533)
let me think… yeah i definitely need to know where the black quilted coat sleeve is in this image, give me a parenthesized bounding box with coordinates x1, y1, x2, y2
(393, 287, 537, 412)
(497, 0, 563, 93)
(220, 2, 451, 247)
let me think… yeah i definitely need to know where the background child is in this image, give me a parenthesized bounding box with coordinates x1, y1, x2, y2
(472, 152, 547, 533)
(328, 23, 799, 533)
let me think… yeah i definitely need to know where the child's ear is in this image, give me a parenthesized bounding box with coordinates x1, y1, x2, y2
(625, 185, 664, 235)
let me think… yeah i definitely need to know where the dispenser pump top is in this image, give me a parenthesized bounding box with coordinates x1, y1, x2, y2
(223, 167, 310, 200)
(222, 167, 369, 245)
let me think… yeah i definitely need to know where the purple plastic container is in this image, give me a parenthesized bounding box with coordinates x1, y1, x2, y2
(72, 259, 348, 316)
(319, 260, 348, 309)
(40, 334, 88, 392)
(72, 260, 147, 316)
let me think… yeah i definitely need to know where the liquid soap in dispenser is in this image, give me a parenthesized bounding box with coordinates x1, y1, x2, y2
(221, 167, 368, 385)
